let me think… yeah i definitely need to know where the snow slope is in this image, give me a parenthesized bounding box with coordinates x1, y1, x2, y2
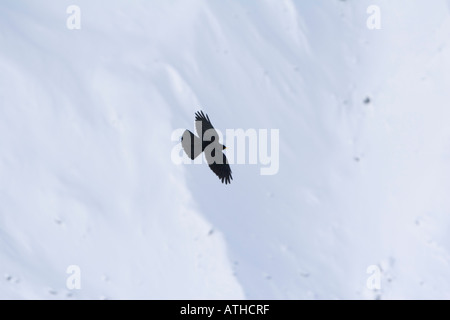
(1, 0, 450, 299)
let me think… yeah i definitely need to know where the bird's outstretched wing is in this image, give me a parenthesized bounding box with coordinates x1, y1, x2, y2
(195, 111, 218, 142)
(207, 153, 233, 184)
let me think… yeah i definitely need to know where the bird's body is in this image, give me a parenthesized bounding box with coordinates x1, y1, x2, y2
(181, 111, 233, 184)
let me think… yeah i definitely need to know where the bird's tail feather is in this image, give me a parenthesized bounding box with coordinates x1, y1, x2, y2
(181, 130, 203, 160)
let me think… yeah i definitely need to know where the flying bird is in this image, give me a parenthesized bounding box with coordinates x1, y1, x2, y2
(181, 111, 233, 184)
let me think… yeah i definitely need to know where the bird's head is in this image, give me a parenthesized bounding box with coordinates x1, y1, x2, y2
(222, 144, 227, 150)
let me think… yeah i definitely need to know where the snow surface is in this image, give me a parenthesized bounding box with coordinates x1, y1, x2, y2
(1, 0, 450, 299)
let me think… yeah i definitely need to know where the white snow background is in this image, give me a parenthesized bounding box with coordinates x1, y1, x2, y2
(1, 0, 450, 299)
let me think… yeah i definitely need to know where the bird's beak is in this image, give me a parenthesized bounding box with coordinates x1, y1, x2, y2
(223, 146, 227, 150)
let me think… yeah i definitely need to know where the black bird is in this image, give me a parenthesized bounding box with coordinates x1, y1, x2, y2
(181, 111, 233, 184)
